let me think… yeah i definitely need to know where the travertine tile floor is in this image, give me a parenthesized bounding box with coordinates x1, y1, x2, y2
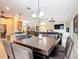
(0, 39, 78, 59)
(70, 47, 78, 59)
(0, 40, 7, 59)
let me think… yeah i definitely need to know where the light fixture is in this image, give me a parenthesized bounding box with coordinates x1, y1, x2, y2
(32, 0, 44, 19)
(39, 12, 44, 17)
(5, 6, 10, 10)
(32, 12, 44, 19)
(39, 11, 44, 18)
(32, 13, 36, 18)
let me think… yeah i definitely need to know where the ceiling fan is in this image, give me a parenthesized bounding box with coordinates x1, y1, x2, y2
(49, 17, 55, 22)
(0, 11, 11, 19)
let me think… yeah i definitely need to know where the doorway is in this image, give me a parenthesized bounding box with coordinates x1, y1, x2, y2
(0, 24, 7, 38)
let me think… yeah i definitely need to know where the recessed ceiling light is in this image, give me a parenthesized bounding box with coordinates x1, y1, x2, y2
(5, 6, 10, 10)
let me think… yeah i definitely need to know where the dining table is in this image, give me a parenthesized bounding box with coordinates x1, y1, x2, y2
(13, 36, 60, 57)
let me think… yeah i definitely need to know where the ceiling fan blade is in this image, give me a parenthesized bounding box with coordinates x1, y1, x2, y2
(1, 11, 4, 15)
(0, 11, 12, 19)
(0, 16, 11, 19)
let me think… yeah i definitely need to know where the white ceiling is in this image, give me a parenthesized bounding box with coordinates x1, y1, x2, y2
(0, 0, 78, 23)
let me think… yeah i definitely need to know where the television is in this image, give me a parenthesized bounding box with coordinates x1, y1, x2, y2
(54, 24, 64, 29)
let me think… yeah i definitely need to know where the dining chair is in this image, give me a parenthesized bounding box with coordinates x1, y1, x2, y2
(12, 43, 33, 59)
(48, 36, 74, 59)
(2, 40, 15, 59)
(65, 36, 74, 59)
(49, 50, 65, 59)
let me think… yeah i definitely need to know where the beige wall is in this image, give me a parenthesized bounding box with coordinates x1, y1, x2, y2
(68, 9, 78, 58)
(69, 18, 78, 55)
(40, 20, 68, 32)
(22, 20, 69, 33)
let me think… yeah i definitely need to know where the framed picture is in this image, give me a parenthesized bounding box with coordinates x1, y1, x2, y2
(73, 14, 78, 34)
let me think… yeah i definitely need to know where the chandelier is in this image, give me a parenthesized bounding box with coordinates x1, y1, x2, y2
(32, 0, 44, 19)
